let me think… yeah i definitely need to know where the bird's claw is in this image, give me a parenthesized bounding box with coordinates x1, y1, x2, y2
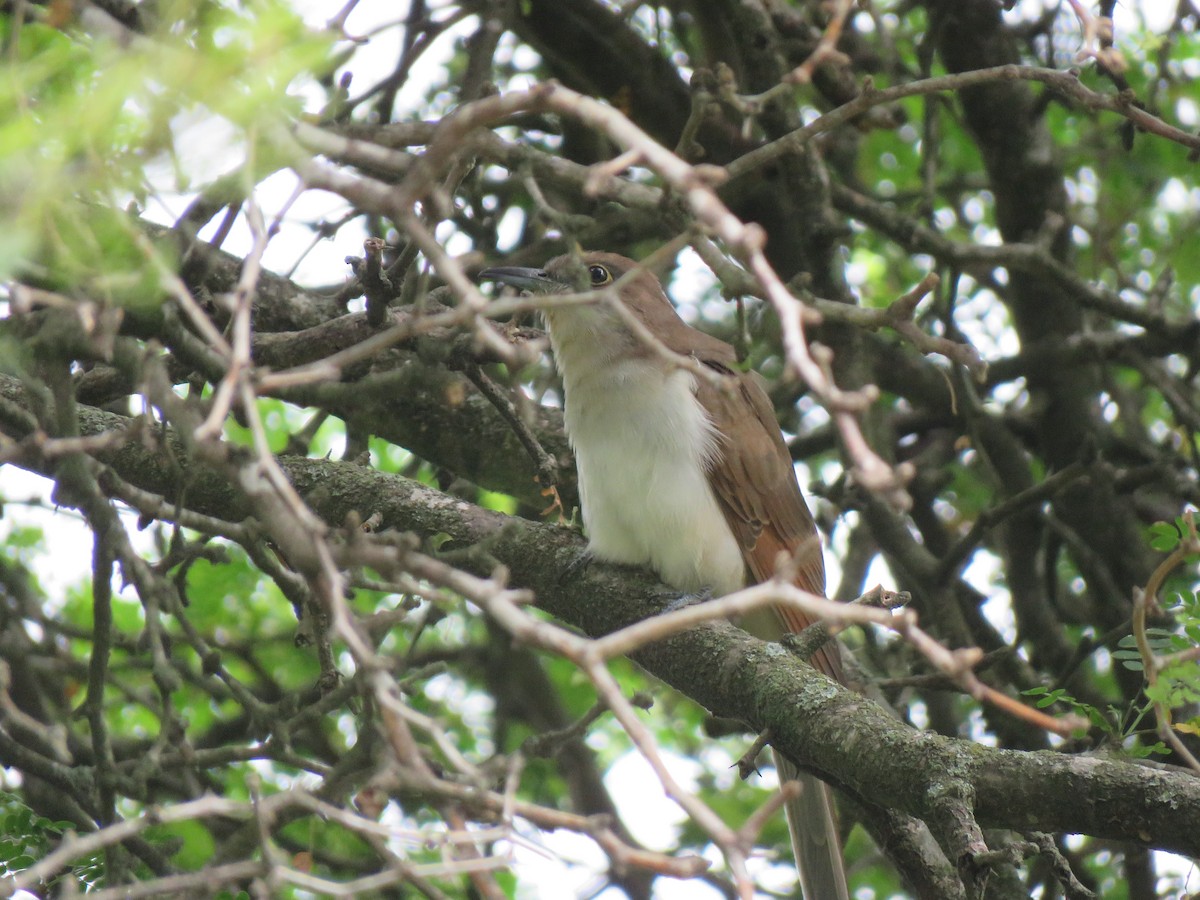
(661, 586, 714, 613)
(560, 547, 595, 584)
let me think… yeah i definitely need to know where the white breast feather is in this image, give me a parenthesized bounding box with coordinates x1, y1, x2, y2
(548, 311, 747, 596)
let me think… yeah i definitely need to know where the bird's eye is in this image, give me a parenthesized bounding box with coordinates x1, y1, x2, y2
(588, 265, 611, 286)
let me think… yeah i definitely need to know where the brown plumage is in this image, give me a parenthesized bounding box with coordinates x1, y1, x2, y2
(479, 252, 848, 900)
(543, 252, 840, 675)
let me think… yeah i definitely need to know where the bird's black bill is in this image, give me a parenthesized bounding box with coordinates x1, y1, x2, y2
(478, 266, 565, 294)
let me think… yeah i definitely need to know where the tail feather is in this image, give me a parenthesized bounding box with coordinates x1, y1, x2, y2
(776, 751, 849, 900)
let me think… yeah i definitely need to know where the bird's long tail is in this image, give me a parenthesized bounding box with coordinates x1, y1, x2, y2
(775, 750, 849, 900)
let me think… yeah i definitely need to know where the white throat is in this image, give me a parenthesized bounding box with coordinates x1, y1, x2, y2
(545, 307, 747, 596)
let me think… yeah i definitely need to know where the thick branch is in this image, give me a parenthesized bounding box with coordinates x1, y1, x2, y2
(0, 377, 1196, 858)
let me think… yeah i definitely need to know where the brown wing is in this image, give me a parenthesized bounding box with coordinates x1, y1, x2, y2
(695, 362, 842, 682)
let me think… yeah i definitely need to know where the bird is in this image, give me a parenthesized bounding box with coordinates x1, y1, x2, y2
(479, 251, 849, 900)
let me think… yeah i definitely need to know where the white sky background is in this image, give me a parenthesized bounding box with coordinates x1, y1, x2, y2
(2, 1, 1195, 897)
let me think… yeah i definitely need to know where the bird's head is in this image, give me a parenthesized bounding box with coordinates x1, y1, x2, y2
(479, 251, 676, 342)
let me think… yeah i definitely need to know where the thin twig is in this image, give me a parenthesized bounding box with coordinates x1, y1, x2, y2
(1131, 510, 1200, 772)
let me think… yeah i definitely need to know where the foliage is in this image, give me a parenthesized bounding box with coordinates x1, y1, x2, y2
(0, 1, 1198, 899)
(0, 790, 92, 886)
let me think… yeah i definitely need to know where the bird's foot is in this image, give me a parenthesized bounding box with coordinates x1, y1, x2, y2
(559, 547, 595, 584)
(660, 585, 714, 613)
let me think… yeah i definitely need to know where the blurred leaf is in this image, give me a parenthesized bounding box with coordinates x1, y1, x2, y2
(1148, 521, 1180, 552)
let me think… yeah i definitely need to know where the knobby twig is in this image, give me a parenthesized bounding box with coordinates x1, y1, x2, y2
(361, 236, 395, 326)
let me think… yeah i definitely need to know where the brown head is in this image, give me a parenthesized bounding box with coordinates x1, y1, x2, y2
(479, 250, 664, 308)
(479, 251, 732, 363)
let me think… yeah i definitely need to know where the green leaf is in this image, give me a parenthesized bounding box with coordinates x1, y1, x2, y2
(478, 488, 519, 515)
(1087, 707, 1110, 730)
(1148, 521, 1179, 552)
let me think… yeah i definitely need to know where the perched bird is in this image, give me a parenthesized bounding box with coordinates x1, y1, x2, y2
(480, 252, 848, 900)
